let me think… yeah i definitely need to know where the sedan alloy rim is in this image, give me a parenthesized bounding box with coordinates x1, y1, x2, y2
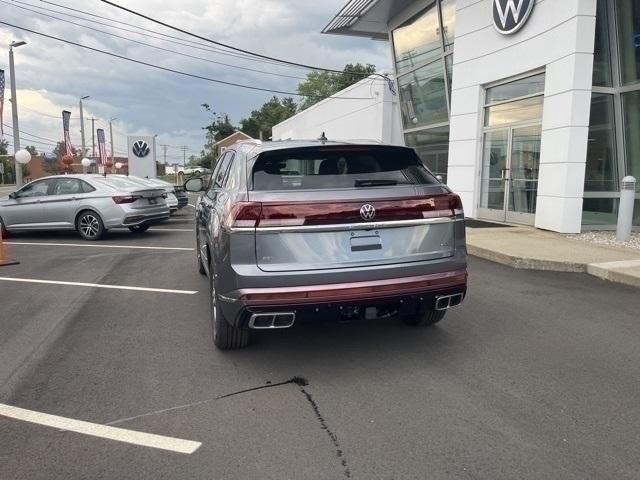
(80, 215, 100, 238)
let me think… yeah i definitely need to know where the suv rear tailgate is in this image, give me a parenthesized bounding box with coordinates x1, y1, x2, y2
(250, 187, 458, 272)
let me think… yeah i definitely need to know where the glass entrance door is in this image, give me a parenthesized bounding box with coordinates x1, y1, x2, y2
(478, 125, 541, 224)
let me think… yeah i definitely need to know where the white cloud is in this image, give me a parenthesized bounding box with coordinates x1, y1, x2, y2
(0, 0, 390, 157)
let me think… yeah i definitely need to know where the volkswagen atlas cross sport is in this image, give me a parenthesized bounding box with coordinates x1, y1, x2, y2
(185, 140, 467, 349)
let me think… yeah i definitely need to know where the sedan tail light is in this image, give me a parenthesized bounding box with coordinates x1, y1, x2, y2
(112, 195, 142, 204)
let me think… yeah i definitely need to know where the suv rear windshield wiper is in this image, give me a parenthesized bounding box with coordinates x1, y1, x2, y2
(354, 179, 399, 187)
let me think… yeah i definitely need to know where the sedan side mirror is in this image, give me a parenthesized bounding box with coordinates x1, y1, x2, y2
(435, 175, 443, 183)
(8, 192, 17, 199)
(184, 177, 205, 192)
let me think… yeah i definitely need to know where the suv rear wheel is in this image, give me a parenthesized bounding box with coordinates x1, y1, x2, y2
(401, 310, 446, 327)
(209, 265, 249, 349)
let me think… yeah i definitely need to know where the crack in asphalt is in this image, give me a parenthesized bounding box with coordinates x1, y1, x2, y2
(105, 376, 352, 478)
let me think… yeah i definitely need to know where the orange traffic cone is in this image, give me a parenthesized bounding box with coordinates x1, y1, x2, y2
(0, 232, 19, 266)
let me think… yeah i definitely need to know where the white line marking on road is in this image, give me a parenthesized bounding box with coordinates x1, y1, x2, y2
(187, 204, 196, 208)
(0, 277, 198, 295)
(149, 228, 194, 232)
(5, 241, 193, 251)
(0, 403, 201, 454)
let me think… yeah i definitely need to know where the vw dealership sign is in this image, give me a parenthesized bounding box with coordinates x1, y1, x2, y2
(493, 0, 535, 35)
(132, 140, 150, 158)
(127, 135, 157, 178)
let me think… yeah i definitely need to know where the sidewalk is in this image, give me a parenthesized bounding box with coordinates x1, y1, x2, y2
(466, 225, 640, 288)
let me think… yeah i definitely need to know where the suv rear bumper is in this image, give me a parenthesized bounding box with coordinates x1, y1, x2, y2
(219, 269, 467, 327)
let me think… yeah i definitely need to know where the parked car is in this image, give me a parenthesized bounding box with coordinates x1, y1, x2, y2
(112, 175, 179, 213)
(143, 177, 189, 210)
(0, 174, 170, 240)
(185, 140, 467, 349)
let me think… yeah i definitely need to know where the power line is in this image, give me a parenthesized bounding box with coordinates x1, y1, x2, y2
(3, 0, 308, 81)
(2, 123, 61, 144)
(0, 20, 374, 99)
(29, 0, 303, 70)
(99, 0, 382, 77)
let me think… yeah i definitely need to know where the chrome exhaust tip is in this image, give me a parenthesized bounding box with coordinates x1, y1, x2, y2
(248, 312, 296, 329)
(435, 293, 464, 311)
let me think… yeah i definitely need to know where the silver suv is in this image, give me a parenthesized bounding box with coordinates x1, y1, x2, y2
(185, 140, 467, 349)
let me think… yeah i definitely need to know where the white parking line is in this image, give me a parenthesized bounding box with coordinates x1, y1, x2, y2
(187, 204, 196, 208)
(149, 228, 194, 232)
(0, 277, 198, 295)
(0, 403, 201, 454)
(5, 241, 193, 251)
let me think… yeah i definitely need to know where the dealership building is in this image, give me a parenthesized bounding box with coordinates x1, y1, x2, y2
(274, 0, 640, 233)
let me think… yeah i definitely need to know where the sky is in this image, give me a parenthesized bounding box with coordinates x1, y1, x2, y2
(0, 0, 390, 164)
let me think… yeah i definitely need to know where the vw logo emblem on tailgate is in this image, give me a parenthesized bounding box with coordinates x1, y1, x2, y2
(132, 141, 150, 158)
(360, 204, 376, 221)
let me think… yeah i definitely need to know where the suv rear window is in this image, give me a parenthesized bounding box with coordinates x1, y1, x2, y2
(251, 146, 438, 190)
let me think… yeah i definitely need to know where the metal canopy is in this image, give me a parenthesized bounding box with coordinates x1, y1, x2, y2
(322, 0, 388, 39)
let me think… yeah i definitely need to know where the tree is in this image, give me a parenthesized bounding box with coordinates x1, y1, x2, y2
(25, 145, 38, 156)
(0, 139, 12, 183)
(297, 63, 377, 110)
(201, 104, 236, 142)
(239, 96, 297, 140)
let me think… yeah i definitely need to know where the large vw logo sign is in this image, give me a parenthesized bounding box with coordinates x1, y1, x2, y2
(360, 204, 376, 221)
(132, 140, 150, 158)
(493, 0, 535, 35)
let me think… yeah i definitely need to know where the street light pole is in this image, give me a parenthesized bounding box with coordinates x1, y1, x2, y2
(109, 117, 117, 164)
(79, 95, 89, 158)
(89, 117, 97, 161)
(8, 40, 26, 187)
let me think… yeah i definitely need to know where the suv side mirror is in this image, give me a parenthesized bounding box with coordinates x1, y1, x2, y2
(184, 177, 204, 192)
(435, 175, 443, 183)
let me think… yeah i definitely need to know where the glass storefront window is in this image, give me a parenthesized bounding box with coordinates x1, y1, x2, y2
(616, 0, 640, 85)
(585, 93, 619, 191)
(484, 96, 544, 127)
(398, 60, 449, 129)
(582, 198, 619, 226)
(593, 0, 613, 86)
(440, 0, 456, 49)
(404, 126, 450, 183)
(392, 6, 441, 75)
(622, 90, 640, 180)
(485, 73, 546, 104)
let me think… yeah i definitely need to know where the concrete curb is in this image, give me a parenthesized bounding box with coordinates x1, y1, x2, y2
(468, 246, 640, 288)
(467, 245, 586, 272)
(587, 260, 640, 288)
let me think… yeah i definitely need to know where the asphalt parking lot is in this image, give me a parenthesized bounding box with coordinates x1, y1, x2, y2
(1, 200, 640, 479)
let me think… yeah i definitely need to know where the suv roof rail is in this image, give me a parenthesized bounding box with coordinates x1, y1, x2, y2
(234, 139, 262, 146)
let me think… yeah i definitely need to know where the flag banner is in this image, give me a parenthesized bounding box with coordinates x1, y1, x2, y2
(97, 128, 107, 166)
(62, 110, 73, 156)
(0, 70, 5, 138)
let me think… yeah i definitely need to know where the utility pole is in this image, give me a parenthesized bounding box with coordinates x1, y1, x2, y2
(9, 40, 27, 187)
(79, 96, 89, 158)
(160, 144, 169, 164)
(89, 117, 97, 161)
(109, 117, 117, 164)
(181, 146, 188, 169)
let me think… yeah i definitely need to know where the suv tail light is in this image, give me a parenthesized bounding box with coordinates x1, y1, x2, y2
(226, 194, 462, 230)
(112, 195, 141, 204)
(225, 202, 262, 228)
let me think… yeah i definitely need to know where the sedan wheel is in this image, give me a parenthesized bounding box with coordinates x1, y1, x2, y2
(76, 212, 105, 241)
